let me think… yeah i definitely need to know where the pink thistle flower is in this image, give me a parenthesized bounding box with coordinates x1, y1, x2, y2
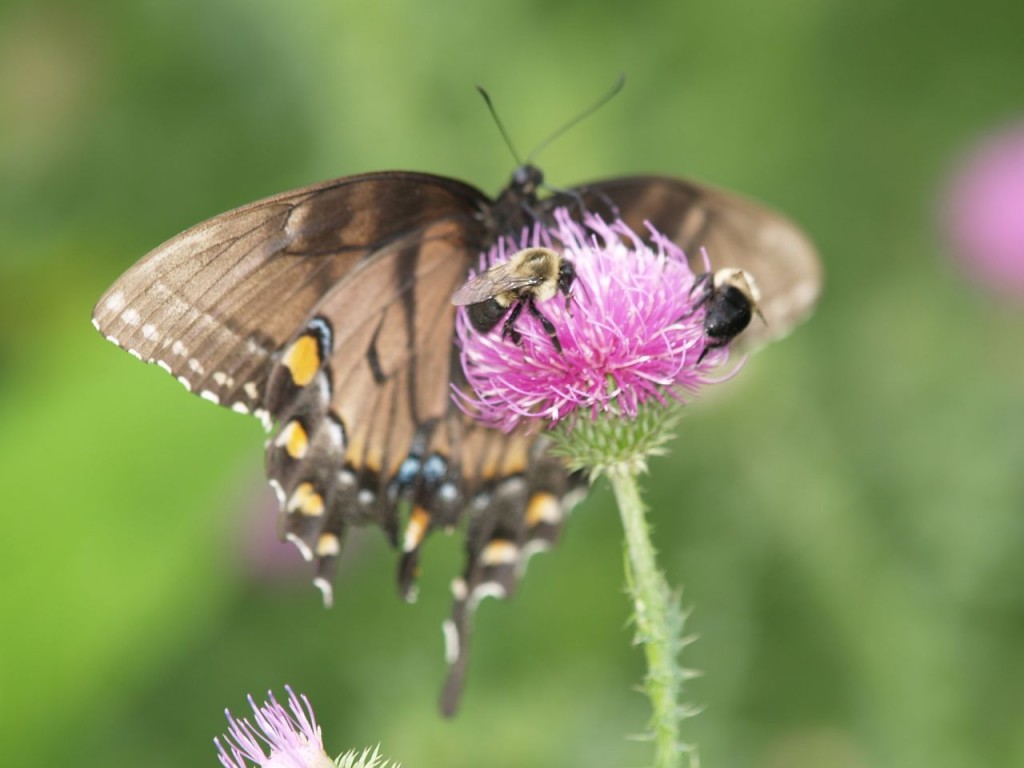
(215, 687, 335, 768)
(453, 209, 727, 432)
(944, 120, 1024, 298)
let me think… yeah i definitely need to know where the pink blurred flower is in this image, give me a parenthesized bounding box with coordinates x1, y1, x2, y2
(945, 121, 1024, 297)
(216, 687, 335, 768)
(453, 210, 726, 432)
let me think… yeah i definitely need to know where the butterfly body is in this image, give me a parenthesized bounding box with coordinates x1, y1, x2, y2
(485, 163, 545, 232)
(93, 161, 821, 715)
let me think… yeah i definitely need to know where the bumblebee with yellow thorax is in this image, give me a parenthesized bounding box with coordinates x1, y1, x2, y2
(452, 247, 576, 352)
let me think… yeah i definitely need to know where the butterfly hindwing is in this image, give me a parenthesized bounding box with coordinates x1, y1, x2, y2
(438, 426, 587, 715)
(264, 215, 489, 595)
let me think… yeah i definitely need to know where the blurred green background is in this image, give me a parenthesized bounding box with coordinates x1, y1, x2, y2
(2, 1, 1023, 766)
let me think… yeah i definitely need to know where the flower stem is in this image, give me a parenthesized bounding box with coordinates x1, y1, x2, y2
(608, 464, 691, 768)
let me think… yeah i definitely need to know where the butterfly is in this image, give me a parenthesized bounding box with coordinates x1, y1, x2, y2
(92, 160, 821, 714)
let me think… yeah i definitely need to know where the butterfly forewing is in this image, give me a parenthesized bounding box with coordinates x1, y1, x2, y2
(92, 172, 490, 417)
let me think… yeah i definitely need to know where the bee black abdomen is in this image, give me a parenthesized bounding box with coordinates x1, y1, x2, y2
(468, 299, 507, 332)
(704, 286, 753, 341)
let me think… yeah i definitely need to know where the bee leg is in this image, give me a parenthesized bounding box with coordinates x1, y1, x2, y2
(697, 337, 725, 364)
(550, 184, 588, 219)
(688, 272, 712, 298)
(501, 301, 526, 346)
(680, 272, 712, 321)
(591, 186, 621, 219)
(526, 298, 562, 354)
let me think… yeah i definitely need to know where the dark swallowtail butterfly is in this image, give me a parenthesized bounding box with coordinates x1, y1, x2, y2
(91, 160, 821, 714)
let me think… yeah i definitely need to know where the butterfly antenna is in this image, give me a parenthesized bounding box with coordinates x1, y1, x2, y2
(477, 85, 525, 167)
(526, 74, 626, 164)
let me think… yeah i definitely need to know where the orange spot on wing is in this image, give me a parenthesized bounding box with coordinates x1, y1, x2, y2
(287, 482, 324, 517)
(316, 532, 341, 557)
(481, 539, 518, 566)
(282, 335, 321, 387)
(525, 492, 561, 528)
(403, 506, 431, 552)
(276, 420, 309, 459)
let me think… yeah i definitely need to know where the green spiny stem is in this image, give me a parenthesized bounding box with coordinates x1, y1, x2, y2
(608, 464, 690, 768)
(549, 401, 696, 767)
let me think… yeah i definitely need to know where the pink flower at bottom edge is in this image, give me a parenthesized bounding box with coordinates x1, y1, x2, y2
(216, 687, 335, 768)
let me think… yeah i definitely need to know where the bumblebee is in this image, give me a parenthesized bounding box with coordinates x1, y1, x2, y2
(452, 247, 576, 352)
(692, 268, 765, 362)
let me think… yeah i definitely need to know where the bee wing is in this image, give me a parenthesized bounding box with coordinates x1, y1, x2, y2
(451, 262, 540, 305)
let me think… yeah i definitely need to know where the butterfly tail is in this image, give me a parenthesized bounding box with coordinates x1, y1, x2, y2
(438, 454, 587, 716)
